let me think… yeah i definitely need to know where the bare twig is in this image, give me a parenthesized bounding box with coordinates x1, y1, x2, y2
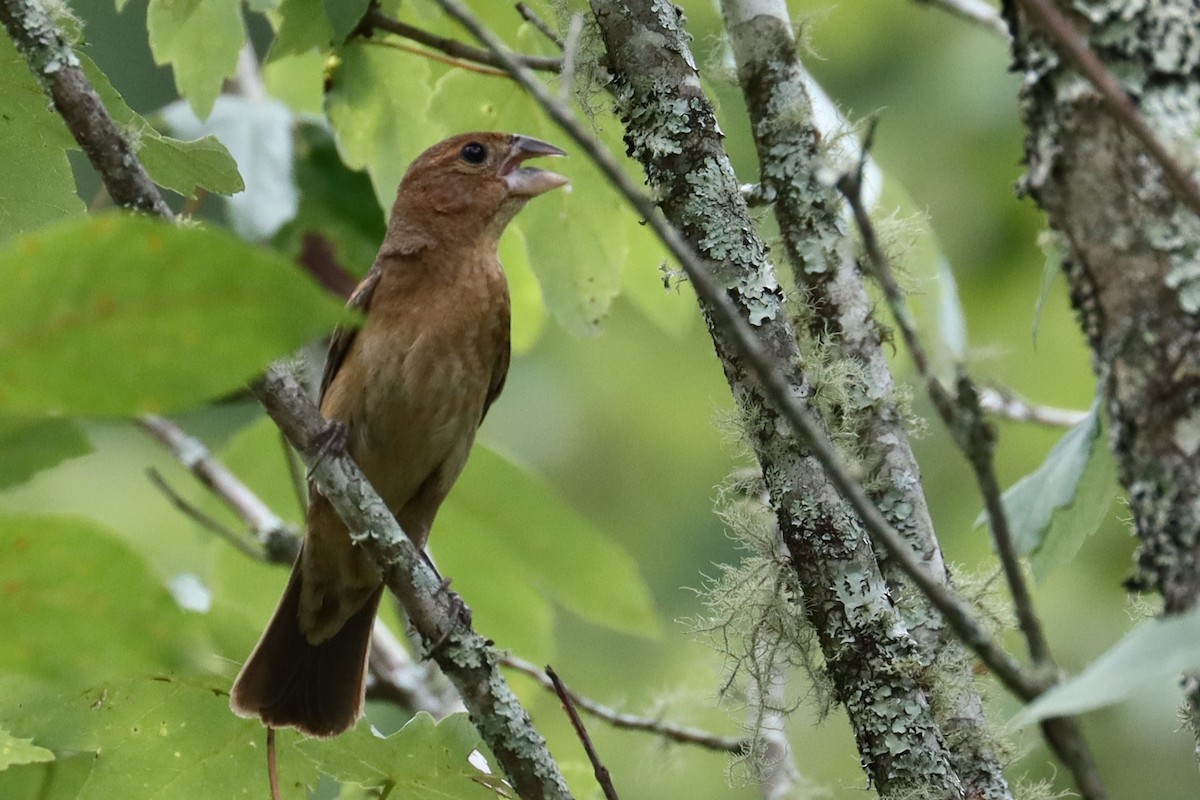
(364, 37, 509, 77)
(362, 6, 561, 73)
(838, 135, 1108, 799)
(913, 0, 1010, 39)
(138, 414, 300, 562)
(977, 386, 1088, 428)
(501, 654, 749, 754)
(546, 666, 619, 800)
(267, 727, 281, 800)
(434, 0, 1043, 704)
(516, 2, 562, 48)
(1013, 0, 1200, 218)
(146, 468, 267, 562)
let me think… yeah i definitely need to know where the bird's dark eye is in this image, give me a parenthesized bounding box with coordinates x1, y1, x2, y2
(460, 142, 487, 164)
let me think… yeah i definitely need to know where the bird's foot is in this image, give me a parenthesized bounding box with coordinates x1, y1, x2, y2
(420, 582, 474, 659)
(307, 420, 348, 479)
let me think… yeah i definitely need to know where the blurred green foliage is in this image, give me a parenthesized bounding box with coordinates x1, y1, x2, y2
(0, 0, 1195, 798)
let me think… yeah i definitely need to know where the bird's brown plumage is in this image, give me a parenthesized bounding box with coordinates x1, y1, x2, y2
(230, 132, 567, 737)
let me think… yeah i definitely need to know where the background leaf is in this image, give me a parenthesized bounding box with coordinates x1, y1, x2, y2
(146, 0, 245, 119)
(0, 728, 55, 770)
(0, 213, 348, 415)
(1015, 610, 1200, 725)
(0, 515, 207, 682)
(0, 675, 317, 800)
(980, 399, 1116, 580)
(295, 712, 506, 798)
(0, 416, 93, 490)
(0, 36, 85, 245)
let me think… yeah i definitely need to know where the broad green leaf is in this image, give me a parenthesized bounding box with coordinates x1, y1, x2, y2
(0, 415, 92, 490)
(980, 399, 1117, 580)
(0, 727, 54, 770)
(0, 35, 85, 244)
(1014, 609, 1200, 725)
(324, 0, 371, 42)
(0, 750, 90, 800)
(0, 515, 206, 681)
(0, 674, 317, 799)
(498, 224, 546, 353)
(295, 711, 506, 798)
(268, 0, 333, 61)
(79, 53, 243, 199)
(161, 96, 298, 240)
(0, 213, 348, 415)
(147, 0, 245, 119)
(274, 121, 386, 278)
(325, 41, 436, 212)
(263, 50, 327, 115)
(439, 446, 660, 639)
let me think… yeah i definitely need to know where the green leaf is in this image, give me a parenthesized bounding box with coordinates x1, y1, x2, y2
(160, 96, 297, 240)
(274, 121, 385, 278)
(268, 0, 333, 60)
(147, 0, 245, 119)
(324, 0, 371, 42)
(0, 415, 92, 490)
(295, 712, 506, 797)
(0, 213, 348, 416)
(0, 515, 206, 681)
(1014, 609, 1200, 725)
(0, 35, 85, 245)
(77, 52, 243, 199)
(0, 727, 54, 770)
(325, 41, 436, 211)
(980, 399, 1117, 580)
(0, 674, 317, 799)
(438, 446, 661, 639)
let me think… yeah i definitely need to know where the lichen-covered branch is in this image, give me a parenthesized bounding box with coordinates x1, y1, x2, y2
(719, 3, 1010, 795)
(577, 2, 965, 794)
(1010, 0, 1200, 768)
(255, 366, 573, 800)
(0, 0, 171, 216)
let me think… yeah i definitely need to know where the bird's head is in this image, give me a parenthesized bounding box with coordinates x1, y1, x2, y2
(388, 132, 568, 252)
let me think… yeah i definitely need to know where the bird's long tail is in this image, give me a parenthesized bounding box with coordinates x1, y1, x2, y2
(229, 557, 384, 739)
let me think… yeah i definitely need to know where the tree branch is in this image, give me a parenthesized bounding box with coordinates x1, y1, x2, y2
(3, 5, 573, 793)
(361, 6, 561, 74)
(0, 0, 171, 216)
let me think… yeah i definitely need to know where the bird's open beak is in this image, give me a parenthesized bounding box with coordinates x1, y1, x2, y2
(502, 135, 569, 197)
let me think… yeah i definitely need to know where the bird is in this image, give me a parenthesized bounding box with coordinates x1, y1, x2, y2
(230, 132, 568, 738)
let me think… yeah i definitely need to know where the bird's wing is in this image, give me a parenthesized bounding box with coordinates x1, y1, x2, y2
(481, 335, 510, 424)
(319, 266, 382, 404)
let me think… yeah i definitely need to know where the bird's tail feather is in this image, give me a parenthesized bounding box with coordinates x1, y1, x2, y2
(230, 559, 383, 739)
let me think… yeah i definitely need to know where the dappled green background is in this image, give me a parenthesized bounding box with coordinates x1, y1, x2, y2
(1, 0, 1195, 798)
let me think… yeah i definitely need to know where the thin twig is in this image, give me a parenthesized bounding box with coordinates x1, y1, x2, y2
(546, 666, 619, 800)
(838, 134, 1109, 798)
(138, 414, 300, 562)
(501, 654, 749, 754)
(516, 2, 563, 48)
(977, 386, 1088, 428)
(913, 0, 1010, 39)
(279, 430, 308, 516)
(146, 468, 267, 562)
(363, 37, 509, 77)
(266, 727, 281, 800)
(836, 125, 1053, 668)
(1014, 0, 1200, 219)
(362, 6, 561, 73)
(434, 0, 1045, 703)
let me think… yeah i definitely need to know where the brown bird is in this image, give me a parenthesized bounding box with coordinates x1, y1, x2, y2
(230, 132, 568, 737)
